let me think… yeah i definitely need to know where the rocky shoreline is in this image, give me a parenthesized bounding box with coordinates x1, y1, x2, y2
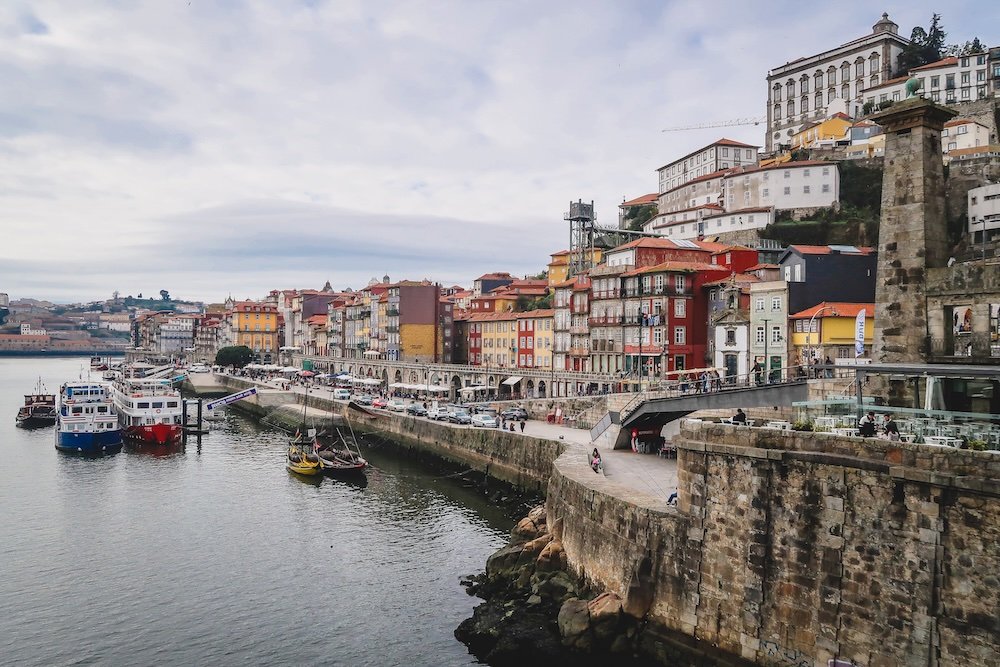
(455, 505, 659, 667)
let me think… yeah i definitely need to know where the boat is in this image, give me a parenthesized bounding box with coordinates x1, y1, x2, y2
(111, 376, 183, 446)
(90, 356, 109, 371)
(286, 431, 323, 476)
(55, 382, 123, 454)
(314, 424, 368, 476)
(16, 379, 57, 428)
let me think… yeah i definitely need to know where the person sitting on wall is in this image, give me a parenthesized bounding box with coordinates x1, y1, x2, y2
(883, 414, 900, 441)
(591, 448, 602, 474)
(732, 408, 747, 425)
(858, 411, 877, 438)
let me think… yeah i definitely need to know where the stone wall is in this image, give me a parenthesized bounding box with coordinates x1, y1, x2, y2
(347, 409, 565, 493)
(546, 420, 1000, 666)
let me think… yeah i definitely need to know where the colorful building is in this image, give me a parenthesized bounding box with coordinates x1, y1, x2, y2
(230, 301, 279, 361)
(789, 302, 874, 364)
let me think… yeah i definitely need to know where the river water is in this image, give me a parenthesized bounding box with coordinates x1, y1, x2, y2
(0, 357, 516, 666)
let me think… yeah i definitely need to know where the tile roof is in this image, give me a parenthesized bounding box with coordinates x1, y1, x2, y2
(944, 118, 985, 128)
(910, 56, 958, 72)
(746, 263, 779, 271)
(476, 272, 515, 281)
(701, 272, 761, 287)
(623, 260, 727, 276)
(789, 302, 874, 319)
(788, 244, 875, 256)
(620, 193, 659, 207)
(947, 144, 1000, 158)
(660, 169, 731, 194)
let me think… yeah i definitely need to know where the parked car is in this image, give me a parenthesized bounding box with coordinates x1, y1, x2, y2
(353, 394, 373, 406)
(333, 388, 351, 400)
(405, 403, 428, 417)
(427, 407, 450, 421)
(189, 364, 210, 373)
(449, 409, 472, 425)
(471, 414, 497, 428)
(500, 407, 529, 421)
(388, 399, 407, 412)
(372, 397, 389, 409)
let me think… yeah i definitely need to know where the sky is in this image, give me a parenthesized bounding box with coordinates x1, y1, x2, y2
(0, 1, 989, 303)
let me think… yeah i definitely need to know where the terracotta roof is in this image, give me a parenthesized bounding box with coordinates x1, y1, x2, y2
(233, 301, 277, 313)
(788, 244, 874, 256)
(944, 118, 986, 128)
(660, 169, 730, 194)
(516, 309, 554, 319)
(861, 75, 910, 92)
(549, 249, 571, 257)
(710, 245, 756, 254)
(476, 272, 515, 281)
(731, 160, 831, 176)
(656, 138, 759, 173)
(649, 203, 724, 223)
(623, 260, 727, 276)
(789, 302, 874, 319)
(947, 144, 1000, 158)
(701, 206, 773, 220)
(620, 193, 659, 207)
(715, 138, 759, 148)
(746, 263, 779, 271)
(910, 56, 958, 72)
(306, 315, 327, 326)
(702, 273, 761, 287)
(466, 312, 519, 322)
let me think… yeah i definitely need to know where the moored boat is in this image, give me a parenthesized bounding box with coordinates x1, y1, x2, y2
(287, 433, 322, 476)
(314, 426, 368, 476)
(112, 377, 183, 446)
(90, 356, 109, 371)
(16, 379, 57, 428)
(55, 382, 123, 454)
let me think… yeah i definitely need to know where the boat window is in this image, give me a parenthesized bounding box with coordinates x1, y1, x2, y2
(137, 402, 150, 409)
(72, 407, 83, 415)
(167, 401, 178, 408)
(152, 402, 164, 409)
(97, 406, 108, 413)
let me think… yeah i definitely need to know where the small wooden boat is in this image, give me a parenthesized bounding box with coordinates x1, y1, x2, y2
(286, 434, 322, 476)
(16, 379, 57, 428)
(313, 419, 368, 476)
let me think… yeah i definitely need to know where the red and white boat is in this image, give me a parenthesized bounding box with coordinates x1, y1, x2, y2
(112, 377, 183, 445)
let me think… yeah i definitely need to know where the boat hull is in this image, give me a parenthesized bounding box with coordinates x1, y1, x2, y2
(55, 429, 124, 455)
(124, 423, 182, 446)
(17, 415, 56, 429)
(286, 461, 322, 476)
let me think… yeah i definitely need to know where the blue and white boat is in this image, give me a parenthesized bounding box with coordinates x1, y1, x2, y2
(55, 382, 123, 455)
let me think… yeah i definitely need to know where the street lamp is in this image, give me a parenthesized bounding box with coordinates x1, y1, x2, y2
(806, 306, 838, 374)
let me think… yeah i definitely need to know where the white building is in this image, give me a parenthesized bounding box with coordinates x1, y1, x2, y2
(942, 119, 991, 158)
(860, 52, 997, 108)
(766, 13, 909, 152)
(656, 139, 758, 194)
(20, 323, 46, 336)
(748, 281, 790, 382)
(968, 183, 1000, 244)
(159, 316, 194, 354)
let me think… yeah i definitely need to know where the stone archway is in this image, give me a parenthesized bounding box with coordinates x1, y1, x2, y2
(537, 380, 546, 398)
(451, 374, 462, 402)
(394, 369, 402, 384)
(408, 370, 419, 384)
(526, 379, 535, 398)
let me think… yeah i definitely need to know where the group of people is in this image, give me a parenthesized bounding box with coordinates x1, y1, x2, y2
(858, 411, 900, 440)
(674, 369, 723, 394)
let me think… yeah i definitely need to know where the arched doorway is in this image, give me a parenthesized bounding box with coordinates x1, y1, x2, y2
(537, 380, 546, 398)
(451, 375, 462, 403)
(526, 379, 535, 398)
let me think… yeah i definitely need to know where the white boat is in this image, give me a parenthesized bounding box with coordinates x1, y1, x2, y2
(111, 377, 183, 446)
(55, 382, 123, 454)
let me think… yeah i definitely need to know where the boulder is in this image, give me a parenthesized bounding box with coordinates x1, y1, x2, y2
(486, 543, 526, 579)
(527, 505, 547, 526)
(532, 570, 578, 603)
(511, 516, 543, 542)
(588, 592, 623, 643)
(557, 597, 591, 650)
(535, 538, 564, 572)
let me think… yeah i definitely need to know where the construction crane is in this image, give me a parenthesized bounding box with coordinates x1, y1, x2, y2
(661, 117, 765, 132)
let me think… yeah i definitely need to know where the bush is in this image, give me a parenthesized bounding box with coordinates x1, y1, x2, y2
(793, 420, 814, 432)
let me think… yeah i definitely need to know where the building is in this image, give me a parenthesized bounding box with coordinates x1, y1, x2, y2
(705, 273, 758, 383)
(968, 182, 1000, 245)
(159, 316, 194, 354)
(20, 323, 46, 336)
(788, 302, 874, 364)
(514, 310, 554, 369)
(765, 13, 908, 152)
(551, 277, 574, 371)
(790, 112, 854, 149)
(472, 273, 515, 298)
(467, 312, 517, 368)
(884, 53, 995, 106)
(942, 119, 992, 161)
(384, 281, 451, 363)
(778, 244, 877, 313)
(657, 139, 759, 194)
(748, 281, 791, 382)
(547, 248, 602, 285)
(618, 193, 659, 229)
(230, 301, 279, 362)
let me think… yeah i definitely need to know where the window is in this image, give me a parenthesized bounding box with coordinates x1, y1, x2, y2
(803, 169, 810, 177)
(801, 96, 809, 113)
(763, 188, 769, 197)
(755, 327, 765, 344)
(673, 327, 686, 344)
(803, 185, 811, 194)
(822, 184, 830, 193)
(755, 298, 765, 312)
(674, 299, 686, 317)
(948, 142, 957, 151)
(675, 275, 686, 292)
(771, 297, 781, 311)
(855, 60, 863, 77)
(822, 167, 829, 176)
(783, 187, 791, 195)
(722, 148, 729, 156)
(784, 170, 790, 179)
(957, 125, 968, 135)
(930, 75, 940, 89)
(725, 329, 736, 345)
(653, 328, 663, 344)
(771, 326, 782, 343)
(773, 104, 781, 120)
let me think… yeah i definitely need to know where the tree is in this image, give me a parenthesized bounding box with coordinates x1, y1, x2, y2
(624, 204, 657, 232)
(159, 289, 170, 301)
(896, 14, 947, 74)
(215, 345, 254, 367)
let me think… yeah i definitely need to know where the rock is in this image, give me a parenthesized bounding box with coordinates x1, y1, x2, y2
(511, 516, 542, 542)
(526, 594, 542, 606)
(532, 570, 578, 603)
(557, 598, 592, 651)
(456, 599, 565, 666)
(609, 634, 633, 654)
(535, 538, 564, 572)
(588, 592, 623, 643)
(527, 505, 546, 526)
(549, 516, 564, 541)
(486, 543, 526, 579)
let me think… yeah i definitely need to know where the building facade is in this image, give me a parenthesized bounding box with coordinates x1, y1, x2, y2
(748, 281, 790, 382)
(968, 182, 1000, 243)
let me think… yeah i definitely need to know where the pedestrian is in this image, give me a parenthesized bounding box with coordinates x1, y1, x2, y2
(631, 428, 638, 452)
(824, 356, 834, 379)
(500, 415, 506, 430)
(883, 413, 900, 441)
(858, 411, 877, 438)
(519, 419, 525, 433)
(679, 373, 689, 394)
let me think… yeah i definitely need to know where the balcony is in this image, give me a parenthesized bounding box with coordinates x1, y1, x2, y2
(570, 303, 589, 314)
(387, 308, 399, 316)
(386, 326, 399, 334)
(588, 315, 623, 326)
(590, 263, 633, 277)
(569, 325, 589, 335)
(568, 347, 590, 356)
(591, 289, 621, 300)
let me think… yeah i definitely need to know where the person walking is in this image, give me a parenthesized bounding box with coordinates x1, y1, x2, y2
(752, 360, 763, 386)
(519, 419, 525, 433)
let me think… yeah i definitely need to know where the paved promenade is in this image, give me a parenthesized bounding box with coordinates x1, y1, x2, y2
(190, 372, 678, 508)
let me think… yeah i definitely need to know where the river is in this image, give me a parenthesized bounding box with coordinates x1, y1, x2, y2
(0, 357, 517, 666)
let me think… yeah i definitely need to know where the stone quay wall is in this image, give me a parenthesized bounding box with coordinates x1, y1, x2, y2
(347, 408, 565, 493)
(546, 421, 1000, 666)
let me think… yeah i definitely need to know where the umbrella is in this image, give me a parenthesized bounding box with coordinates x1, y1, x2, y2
(297, 370, 315, 377)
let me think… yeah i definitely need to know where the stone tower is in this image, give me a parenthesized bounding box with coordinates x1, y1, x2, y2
(870, 98, 956, 400)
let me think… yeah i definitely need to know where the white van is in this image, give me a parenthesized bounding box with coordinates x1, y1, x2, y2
(333, 388, 351, 400)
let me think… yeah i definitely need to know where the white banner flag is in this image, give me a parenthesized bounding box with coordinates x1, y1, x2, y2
(854, 310, 866, 357)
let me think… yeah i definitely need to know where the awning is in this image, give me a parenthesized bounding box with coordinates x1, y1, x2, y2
(354, 378, 381, 385)
(363, 350, 380, 357)
(279, 346, 301, 351)
(502, 376, 523, 386)
(459, 385, 487, 394)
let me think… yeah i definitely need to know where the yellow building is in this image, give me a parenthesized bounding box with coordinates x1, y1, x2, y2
(789, 302, 873, 363)
(791, 113, 854, 149)
(547, 248, 602, 287)
(231, 301, 279, 359)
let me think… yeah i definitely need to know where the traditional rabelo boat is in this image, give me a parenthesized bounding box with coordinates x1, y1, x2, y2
(16, 379, 57, 428)
(286, 430, 323, 476)
(313, 424, 368, 476)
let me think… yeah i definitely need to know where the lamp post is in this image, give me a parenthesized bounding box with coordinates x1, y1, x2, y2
(806, 306, 838, 375)
(762, 317, 770, 385)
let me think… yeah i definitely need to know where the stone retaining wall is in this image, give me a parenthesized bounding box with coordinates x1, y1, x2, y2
(546, 420, 1000, 666)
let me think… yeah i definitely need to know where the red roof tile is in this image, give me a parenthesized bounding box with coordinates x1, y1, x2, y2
(620, 193, 659, 207)
(910, 56, 958, 72)
(789, 302, 874, 319)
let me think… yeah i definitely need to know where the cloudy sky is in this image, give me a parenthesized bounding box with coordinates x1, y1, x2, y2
(0, 1, 987, 303)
